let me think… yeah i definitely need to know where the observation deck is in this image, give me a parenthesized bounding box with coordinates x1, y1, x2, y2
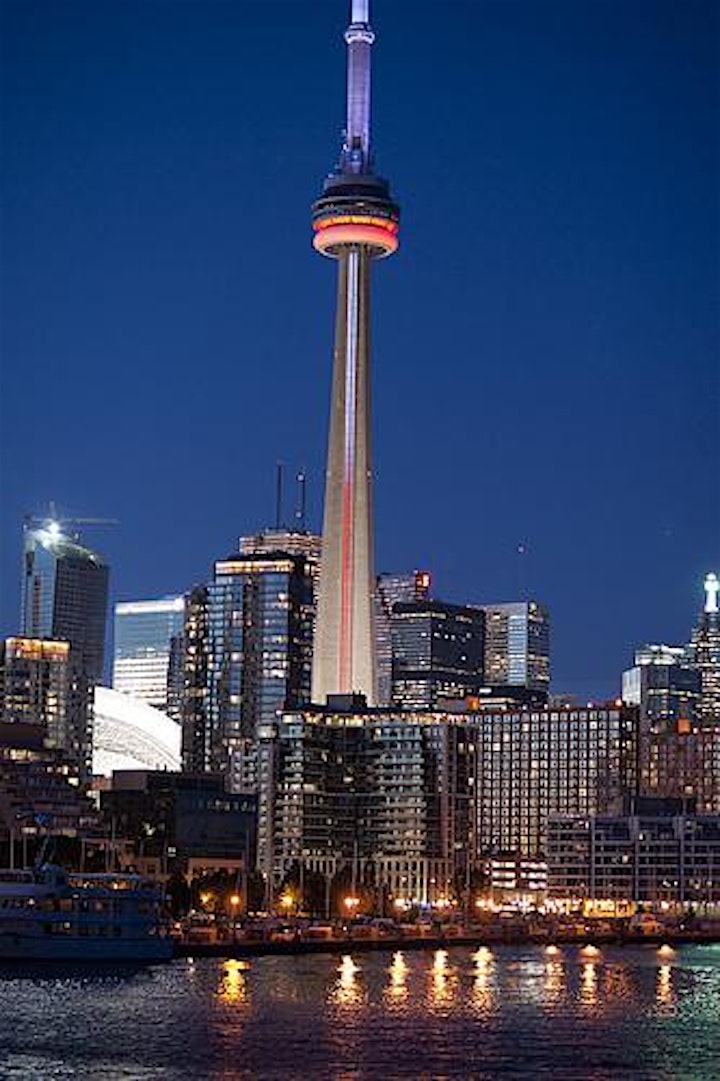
(312, 172, 399, 258)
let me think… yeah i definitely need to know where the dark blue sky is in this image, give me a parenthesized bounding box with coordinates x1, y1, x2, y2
(1, 0, 718, 697)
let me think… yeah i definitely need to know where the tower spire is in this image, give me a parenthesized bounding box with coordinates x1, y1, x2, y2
(343, 0, 375, 174)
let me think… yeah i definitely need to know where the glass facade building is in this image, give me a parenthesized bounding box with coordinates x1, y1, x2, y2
(180, 533, 320, 793)
(690, 575, 720, 725)
(622, 644, 701, 732)
(390, 601, 484, 709)
(22, 525, 109, 684)
(375, 570, 431, 705)
(113, 597, 185, 712)
(481, 601, 550, 693)
(20, 524, 109, 776)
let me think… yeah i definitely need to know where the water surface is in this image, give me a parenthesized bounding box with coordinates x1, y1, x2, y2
(0, 945, 718, 1078)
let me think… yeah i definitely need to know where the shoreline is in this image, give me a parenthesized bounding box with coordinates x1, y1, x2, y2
(175, 931, 720, 959)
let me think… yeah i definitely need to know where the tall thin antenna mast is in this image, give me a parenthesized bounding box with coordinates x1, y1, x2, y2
(275, 462, 284, 530)
(295, 470, 307, 532)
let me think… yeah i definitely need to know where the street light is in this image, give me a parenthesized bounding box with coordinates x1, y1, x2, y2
(344, 896, 360, 916)
(280, 890, 295, 916)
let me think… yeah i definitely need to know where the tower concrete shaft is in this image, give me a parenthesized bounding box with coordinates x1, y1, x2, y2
(313, 248, 375, 702)
(311, 1, 398, 705)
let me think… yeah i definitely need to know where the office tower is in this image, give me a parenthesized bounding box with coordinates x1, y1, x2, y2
(112, 596, 185, 712)
(22, 521, 109, 683)
(390, 600, 484, 709)
(257, 705, 474, 904)
(182, 534, 320, 792)
(689, 572, 720, 724)
(311, 0, 400, 706)
(481, 601, 550, 694)
(622, 644, 701, 731)
(20, 521, 109, 776)
(375, 570, 431, 705)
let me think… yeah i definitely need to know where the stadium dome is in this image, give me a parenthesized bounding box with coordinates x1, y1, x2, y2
(92, 686, 181, 775)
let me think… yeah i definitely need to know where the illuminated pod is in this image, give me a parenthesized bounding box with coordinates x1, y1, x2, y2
(311, 0, 399, 704)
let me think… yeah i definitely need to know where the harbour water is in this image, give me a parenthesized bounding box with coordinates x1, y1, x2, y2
(0, 945, 718, 1079)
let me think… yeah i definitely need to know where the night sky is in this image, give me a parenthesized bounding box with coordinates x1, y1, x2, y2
(1, 0, 718, 698)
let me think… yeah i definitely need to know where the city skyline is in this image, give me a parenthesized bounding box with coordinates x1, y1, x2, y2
(1, 0, 717, 700)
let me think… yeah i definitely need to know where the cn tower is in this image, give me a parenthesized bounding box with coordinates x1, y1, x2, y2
(311, 0, 399, 705)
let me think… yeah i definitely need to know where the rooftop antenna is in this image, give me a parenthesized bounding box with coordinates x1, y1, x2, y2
(275, 462, 284, 530)
(295, 469, 307, 532)
(516, 541, 528, 600)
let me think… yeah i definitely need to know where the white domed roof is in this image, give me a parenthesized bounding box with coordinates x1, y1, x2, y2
(93, 686, 181, 775)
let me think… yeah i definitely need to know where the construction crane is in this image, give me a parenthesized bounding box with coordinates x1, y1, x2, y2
(23, 503, 119, 542)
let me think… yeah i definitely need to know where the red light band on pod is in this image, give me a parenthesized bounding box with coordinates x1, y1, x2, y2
(313, 223, 399, 255)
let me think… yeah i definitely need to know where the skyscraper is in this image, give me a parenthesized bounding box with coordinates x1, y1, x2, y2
(481, 601, 550, 694)
(311, 0, 399, 706)
(181, 532, 320, 792)
(21, 521, 109, 776)
(390, 600, 485, 709)
(622, 644, 700, 731)
(112, 596, 185, 712)
(690, 573, 720, 724)
(22, 522, 109, 683)
(375, 571, 431, 704)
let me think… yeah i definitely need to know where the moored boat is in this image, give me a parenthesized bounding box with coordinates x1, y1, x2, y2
(0, 864, 173, 962)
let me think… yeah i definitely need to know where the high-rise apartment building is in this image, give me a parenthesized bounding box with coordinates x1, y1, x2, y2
(481, 601, 550, 694)
(375, 571, 431, 705)
(255, 701, 638, 902)
(20, 522, 109, 776)
(178, 585, 211, 774)
(181, 532, 320, 792)
(112, 596, 185, 712)
(390, 601, 484, 709)
(0, 637, 70, 749)
(257, 705, 474, 903)
(472, 703, 638, 859)
(690, 573, 720, 724)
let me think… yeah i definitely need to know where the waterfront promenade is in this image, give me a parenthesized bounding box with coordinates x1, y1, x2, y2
(174, 922, 720, 959)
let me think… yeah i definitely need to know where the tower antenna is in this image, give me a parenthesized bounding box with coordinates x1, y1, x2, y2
(295, 470, 307, 532)
(275, 462, 284, 530)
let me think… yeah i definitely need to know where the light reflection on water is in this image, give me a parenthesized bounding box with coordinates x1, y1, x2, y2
(471, 945, 495, 1014)
(329, 953, 366, 1009)
(0, 947, 719, 1078)
(218, 958, 249, 1005)
(384, 950, 409, 1008)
